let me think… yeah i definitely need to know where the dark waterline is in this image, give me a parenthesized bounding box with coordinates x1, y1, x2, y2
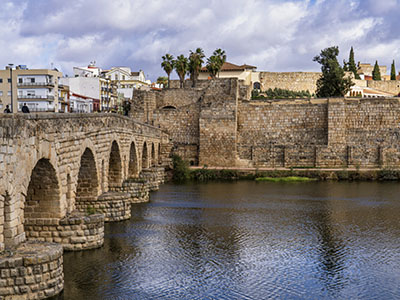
(61, 181, 400, 299)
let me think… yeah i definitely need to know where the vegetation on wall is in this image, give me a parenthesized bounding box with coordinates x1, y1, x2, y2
(313, 46, 353, 97)
(251, 88, 311, 99)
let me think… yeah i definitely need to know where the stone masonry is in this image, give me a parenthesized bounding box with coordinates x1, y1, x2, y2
(131, 78, 400, 169)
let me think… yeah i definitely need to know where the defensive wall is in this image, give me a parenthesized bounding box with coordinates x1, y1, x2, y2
(259, 72, 322, 94)
(0, 113, 168, 299)
(132, 78, 400, 169)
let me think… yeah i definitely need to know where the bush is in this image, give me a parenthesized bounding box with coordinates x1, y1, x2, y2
(172, 155, 190, 183)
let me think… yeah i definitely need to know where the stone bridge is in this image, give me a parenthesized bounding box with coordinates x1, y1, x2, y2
(0, 113, 168, 299)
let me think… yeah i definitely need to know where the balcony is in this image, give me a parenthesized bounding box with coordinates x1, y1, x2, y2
(17, 82, 55, 88)
(17, 95, 55, 101)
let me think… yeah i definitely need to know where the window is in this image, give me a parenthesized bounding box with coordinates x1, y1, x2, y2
(0, 79, 3, 83)
(7, 91, 11, 96)
(30, 78, 35, 83)
(122, 75, 125, 80)
(27, 90, 35, 96)
(18, 78, 22, 83)
(7, 79, 11, 83)
(0, 91, 3, 96)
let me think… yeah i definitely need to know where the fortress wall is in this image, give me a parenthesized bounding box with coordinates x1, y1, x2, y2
(237, 100, 328, 163)
(259, 72, 321, 93)
(153, 102, 200, 164)
(367, 80, 400, 95)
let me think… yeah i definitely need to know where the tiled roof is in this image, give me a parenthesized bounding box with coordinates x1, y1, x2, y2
(201, 62, 256, 72)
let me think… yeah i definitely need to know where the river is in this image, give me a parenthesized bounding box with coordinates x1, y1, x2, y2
(61, 181, 400, 299)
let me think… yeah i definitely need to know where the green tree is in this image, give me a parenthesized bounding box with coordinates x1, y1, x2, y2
(372, 60, 381, 80)
(173, 55, 189, 88)
(156, 76, 168, 87)
(313, 46, 353, 97)
(391, 60, 396, 80)
(161, 54, 174, 88)
(188, 48, 205, 87)
(206, 49, 226, 79)
(348, 46, 360, 79)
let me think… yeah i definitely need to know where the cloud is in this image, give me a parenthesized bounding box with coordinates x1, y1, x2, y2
(0, 0, 399, 80)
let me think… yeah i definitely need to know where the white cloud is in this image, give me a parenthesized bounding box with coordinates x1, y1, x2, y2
(0, 0, 399, 80)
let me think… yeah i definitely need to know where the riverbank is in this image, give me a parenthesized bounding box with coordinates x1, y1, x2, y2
(186, 166, 400, 182)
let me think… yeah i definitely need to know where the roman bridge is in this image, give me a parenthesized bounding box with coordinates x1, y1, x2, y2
(0, 113, 169, 299)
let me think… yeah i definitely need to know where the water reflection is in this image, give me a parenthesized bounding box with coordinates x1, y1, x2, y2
(61, 181, 400, 299)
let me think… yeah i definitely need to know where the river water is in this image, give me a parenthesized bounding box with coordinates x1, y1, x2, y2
(61, 181, 400, 299)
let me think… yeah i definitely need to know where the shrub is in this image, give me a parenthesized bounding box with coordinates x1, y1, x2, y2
(172, 155, 190, 182)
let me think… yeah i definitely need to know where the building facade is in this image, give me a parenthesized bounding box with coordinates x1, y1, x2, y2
(0, 66, 62, 112)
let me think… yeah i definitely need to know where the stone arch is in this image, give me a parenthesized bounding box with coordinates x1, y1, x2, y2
(158, 143, 162, 165)
(151, 143, 156, 167)
(76, 148, 99, 201)
(108, 141, 122, 188)
(25, 158, 62, 220)
(142, 142, 149, 169)
(128, 141, 139, 178)
(253, 82, 261, 90)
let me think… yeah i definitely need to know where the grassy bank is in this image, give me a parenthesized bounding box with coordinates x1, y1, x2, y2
(255, 176, 317, 182)
(171, 156, 400, 183)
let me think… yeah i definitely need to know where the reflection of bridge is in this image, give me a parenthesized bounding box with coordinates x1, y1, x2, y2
(0, 113, 168, 299)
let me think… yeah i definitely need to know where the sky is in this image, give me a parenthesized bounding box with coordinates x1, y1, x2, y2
(1, 0, 399, 81)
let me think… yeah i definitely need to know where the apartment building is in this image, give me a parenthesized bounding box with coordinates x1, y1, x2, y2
(103, 67, 150, 99)
(0, 65, 62, 112)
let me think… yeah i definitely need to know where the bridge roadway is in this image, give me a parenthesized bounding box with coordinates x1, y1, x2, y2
(0, 113, 168, 299)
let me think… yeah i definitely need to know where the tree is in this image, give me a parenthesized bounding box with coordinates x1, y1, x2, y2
(348, 46, 360, 79)
(391, 60, 396, 80)
(313, 46, 353, 97)
(206, 49, 226, 79)
(174, 55, 189, 88)
(188, 48, 205, 87)
(372, 60, 381, 80)
(156, 76, 168, 88)
(161, 54, 174, 88)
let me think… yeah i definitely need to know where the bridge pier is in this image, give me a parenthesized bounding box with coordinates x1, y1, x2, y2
(139, 167, 166, 192)
(0, 242, 63, 299)
(24, 212, 104, 251)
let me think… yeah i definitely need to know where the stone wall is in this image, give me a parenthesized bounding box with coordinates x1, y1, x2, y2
(0, 242, 63, 299)
(366, 80, 400, 95)
(259, 72, 321, 94)
(24, 213, 104, 251)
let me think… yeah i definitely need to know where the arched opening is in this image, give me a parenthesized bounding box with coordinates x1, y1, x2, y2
(162, 105, 177, 110)
(142, 142, 149, 169)
(25, 158, 61, 220)
(66, 174, 73, 213)
(253, 82, 261, 90)
(108, 141, 122, 188)
(76, 148, 99, 201)
(128, 141, 139, 178)
(158, 143, 162, 165)
(151, 143, 156, 167)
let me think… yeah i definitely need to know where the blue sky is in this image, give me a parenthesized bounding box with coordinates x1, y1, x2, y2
(1, 0, 399, 80)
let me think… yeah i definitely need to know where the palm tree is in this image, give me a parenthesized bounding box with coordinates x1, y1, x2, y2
(213, 48, 226, 78)
(174, 55, 189, 88)
(161, 54, 174, 88)
(206, 48, 226, 79)
(188, 48, 205, 87)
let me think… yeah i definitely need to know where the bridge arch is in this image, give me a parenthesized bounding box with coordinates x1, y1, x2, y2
(25, 158, 62, 220)
(76, 147, 99, 202)
(158, 143, 162, 165)
(108, 140, 123, 189)
(142, 141, 149, 170)
(151, 143, 156, 167)
(128, 140, 139, 178)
